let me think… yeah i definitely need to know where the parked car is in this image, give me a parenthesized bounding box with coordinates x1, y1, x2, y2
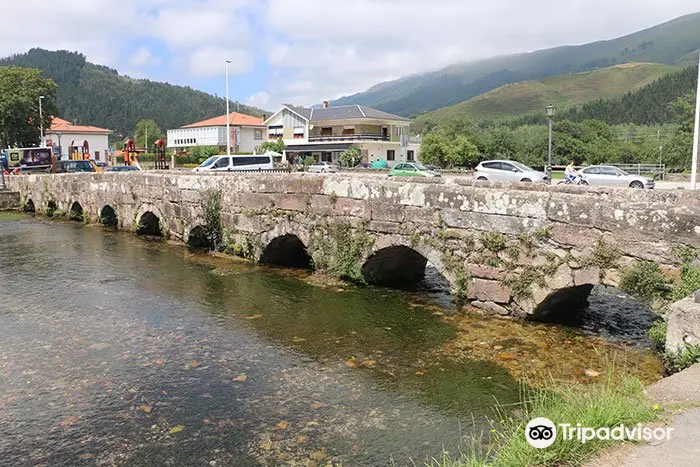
(193, 155, 274, 172)
(55, 160, 99, 173)
(474, 160, 548, 183)
(389, 162, 441, 178)
(107, 165, 141, 172)
(307, 161, 339, 173)
(578, 165, 655, 189)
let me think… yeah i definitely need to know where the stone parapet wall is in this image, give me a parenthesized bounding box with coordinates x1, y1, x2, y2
(9, 173, 700, 316)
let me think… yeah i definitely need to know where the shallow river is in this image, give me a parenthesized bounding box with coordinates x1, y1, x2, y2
(0, 214, 663, 466)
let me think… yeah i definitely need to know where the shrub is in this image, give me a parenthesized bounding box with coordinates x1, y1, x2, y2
(619, 261, 670, 302)
(647, 320, 667, 351)
(482, 231, 507, 253)
(665, 344, 700, 374)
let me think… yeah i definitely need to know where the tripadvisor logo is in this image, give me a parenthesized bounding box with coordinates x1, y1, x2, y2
(525, 417, 557, 449)
(525, 417, 674, 449)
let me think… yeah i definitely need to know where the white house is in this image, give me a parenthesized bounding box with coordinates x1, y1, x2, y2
(45, 117, 113, 161)
(263, 103, 420, 166)
(167, 112, 266, 154)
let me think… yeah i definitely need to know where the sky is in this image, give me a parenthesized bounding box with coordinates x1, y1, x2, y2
(1, 0, 699, 111)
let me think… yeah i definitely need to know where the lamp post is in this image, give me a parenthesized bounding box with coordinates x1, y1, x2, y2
(690, 50, 700, 190)
(39, 95, 45, 146)
(225, 60, 232, 156)
(545, 104, 557, 184)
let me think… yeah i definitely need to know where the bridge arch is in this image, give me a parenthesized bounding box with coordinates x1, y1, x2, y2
(134, 205, 167, 237)
(46, 200, 58, 217)
(100, 205, 118, 228)
(69, 201, 84, 221)
(186, 225, 217, 250)
(260, 234, 313, 269)
(23, 198, 36, 214)
(362, 238, 455, 292)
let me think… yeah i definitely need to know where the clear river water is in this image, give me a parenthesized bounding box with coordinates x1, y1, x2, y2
(0, 213, 663, 466)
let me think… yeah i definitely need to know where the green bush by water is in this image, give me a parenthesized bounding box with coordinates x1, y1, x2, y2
(431, 375, 659, 467)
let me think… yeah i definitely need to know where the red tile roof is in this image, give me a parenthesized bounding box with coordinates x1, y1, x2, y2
(48, 117, 113, 134)
(182, 112, 264, 128)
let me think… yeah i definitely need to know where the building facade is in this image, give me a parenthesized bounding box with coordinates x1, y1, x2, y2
(45, 118, 112, 161)
(167, 113, 266, 154)
(264, 104, 420, 166)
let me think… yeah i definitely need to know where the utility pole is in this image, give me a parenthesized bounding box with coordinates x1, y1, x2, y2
(39, 95, 45, 146)
(226, 60, 232, 156)
(691, 50, 700, 190)
(145, 127, 148, 153)
(545, 105, 556, 184)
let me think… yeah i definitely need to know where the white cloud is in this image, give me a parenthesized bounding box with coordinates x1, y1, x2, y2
(246, 91, 272, 108)
(187, 47, 254, 78)
(261, 0, 700, 106)
(129, 47, 153, 67)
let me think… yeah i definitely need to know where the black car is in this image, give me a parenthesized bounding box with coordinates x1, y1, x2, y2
(107, 165, 141, 172)
(55, 160, 97, 173)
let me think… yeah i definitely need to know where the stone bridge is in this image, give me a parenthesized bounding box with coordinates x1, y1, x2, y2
(9, 172, 700, 320)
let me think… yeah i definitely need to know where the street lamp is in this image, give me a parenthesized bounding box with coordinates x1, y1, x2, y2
(225, 60, 232, 156)
(545, 104, 557, 184)
(39, 95, 45, 146)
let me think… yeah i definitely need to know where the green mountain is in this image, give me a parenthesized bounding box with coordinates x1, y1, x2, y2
(330, 12, 700, 117)
(0, 48, 267, 138)
(419, 62, 677, 125)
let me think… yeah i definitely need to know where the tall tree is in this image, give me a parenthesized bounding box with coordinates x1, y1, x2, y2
(134, 119, 164, 150)
(0, 66, 57, 148)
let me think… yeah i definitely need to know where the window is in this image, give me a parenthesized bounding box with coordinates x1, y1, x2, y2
(601, 166, 622, 176)
(501, 163, 518, 172)
(294, 127, 305, 139)
(321, 127, 333, 136)
(407, 150, 415, 161)
(483, 161, 502, 170)
(387, 150, 395, 161)
(254, 129, 263, 140)
(268, 125, 283, 139)
(583, 167, 600, 175)
(214, 157, 230, 169)
(394, 164, 405, 170)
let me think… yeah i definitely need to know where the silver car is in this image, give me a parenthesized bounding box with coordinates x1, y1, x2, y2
(474, 160, 548, 183)
(579, 165, 655, 189)
(307, 161, 339, 173)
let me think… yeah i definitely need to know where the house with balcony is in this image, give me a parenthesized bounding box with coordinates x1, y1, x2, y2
(263, 103, 420, 166)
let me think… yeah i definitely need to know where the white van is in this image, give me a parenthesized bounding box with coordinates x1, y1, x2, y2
(193, 155, 274, 172)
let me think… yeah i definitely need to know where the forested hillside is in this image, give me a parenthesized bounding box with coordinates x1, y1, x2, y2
(0, 49, 267, 137)
(330, 12, 700, 117)
(418, 63, 677, 125)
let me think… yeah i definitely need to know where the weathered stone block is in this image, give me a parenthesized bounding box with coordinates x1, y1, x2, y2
(234, 193, 275, 211)
(273, 194, 310, 212)
(441, 210, 545, 234)
(405, 206, 440, 225)
(573, 267, 601, 286)
(550, 263, 574, 290)
(371, 202, 405, 222)
(368, 220, 401, 234)
(551, 223, 602, 248)
(333, 197, 369, 219)
(468, 278, 510, 304)
(225, 214, 266, 233)
(308, 195, 333, 215)
(472, 300, 511, 316)
(667, 295, 700, 353)
(467, 264, 508, 281)
(0, 191, 20, 210)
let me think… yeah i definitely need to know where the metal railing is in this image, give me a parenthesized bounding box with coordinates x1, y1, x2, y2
(308, 134, 388, 142)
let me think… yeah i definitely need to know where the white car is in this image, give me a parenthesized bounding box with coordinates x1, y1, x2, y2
(578, 165, 655, 189)
(474, 160, 548, 183)
(307, 161, 339, 173)
(193, 155, 274, 172)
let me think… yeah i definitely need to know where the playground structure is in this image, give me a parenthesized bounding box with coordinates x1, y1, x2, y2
(123, 140, 142, 169)
(68, 140, 91, 161)
(153, 139, 169, 170)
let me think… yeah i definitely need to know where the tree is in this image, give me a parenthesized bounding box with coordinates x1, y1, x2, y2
(419, 131, 479, 168)
(0, 66, 57, 148)
(261, 139, 285, 154)
(134, 119, 164, 150)
(340, 148, 362, 167)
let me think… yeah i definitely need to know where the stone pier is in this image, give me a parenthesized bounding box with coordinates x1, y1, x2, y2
(0, 190, 20, 210)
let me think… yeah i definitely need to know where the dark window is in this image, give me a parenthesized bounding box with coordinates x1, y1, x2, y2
(387, 150, 395, 161)
(502, 163, 518, 172)
(584, 167, 600, 175)
(321, 127, 333, 136)
(407, 150, 415, 161)
(394, 164, 405, 170)
(252, 156, 270, 164)
(600, 166, 619, 176)
(213, 158, 230, 169)
(482, 162, 502, 170)
(232, 157, 253, 166)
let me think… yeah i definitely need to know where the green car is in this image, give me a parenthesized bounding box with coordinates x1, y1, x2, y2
(389, 162, 441, 178)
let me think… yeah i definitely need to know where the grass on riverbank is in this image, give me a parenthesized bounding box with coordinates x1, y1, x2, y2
(430, 374, 659, 467)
